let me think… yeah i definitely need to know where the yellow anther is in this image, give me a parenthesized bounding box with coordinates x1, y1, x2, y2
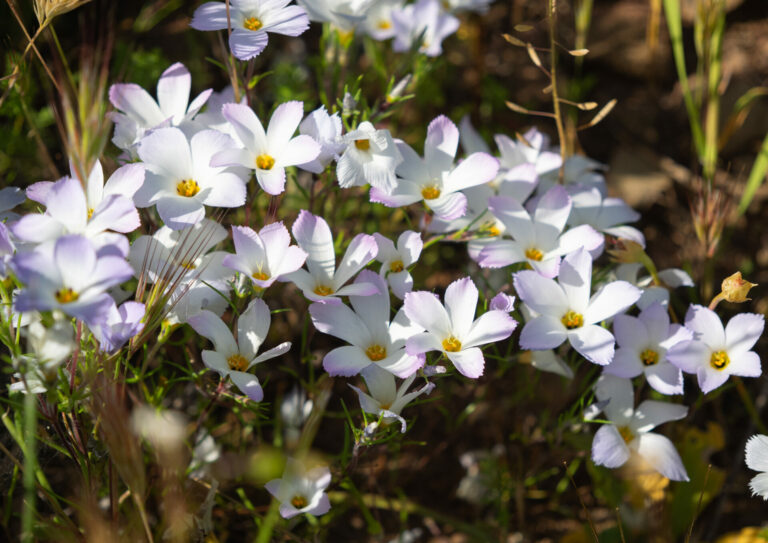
(389, 260, 404, 273)
(313, 285, 334, 296)
(252, 271, 270, 281)
(243, 16, 263, 31)
(55, 287, 79, 304)
(710, 350, 730, 370)
(87, 208, 94, 220)
(365, 344, 387, 361)
(442, 336, 462, 352)
(525, 247, 544, 261)
(354, 139, 371, 151)
(640, 349, 659, 366)
(377, 20, 392, 30)
(227, 354, 249, 372)
(421, 184, 441, 200)
(618, 425, 634, 444)
(561, 310, 583, 330)
(176, 179, 200, 197)
(256, 154, 275, 170)
(290, 495, 307, 509)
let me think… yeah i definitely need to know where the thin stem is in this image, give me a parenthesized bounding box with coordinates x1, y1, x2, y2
(254, 499, 280, 543)
(21, 392, 37, 543)
(548, 0, 567, 182)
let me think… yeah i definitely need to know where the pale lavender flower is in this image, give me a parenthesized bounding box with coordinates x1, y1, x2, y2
(614, 262, 694, 310)
(297, 0, 374, 34)
(604, 302, 691, 395)
(222, 223, 307, 289)
(0, 187, 25, 222)
(135, 127, 248, 230)
(745, 434, 768, 499)
(513, 248, 641, 365)
(567, 184, 644, 247)
(298, 106, 345, 173)
(404, 277, 517, 378)
(371, 115, 499, 220)
(349, 364, 435, 432)
(373, 230, 422, 299)
(211, 101, 320, 195)
(90, 301, 146, 353)
(337, 121, 402, 192)
(0, 223, 15, 276)
(476, 186, 604, 277)
(188, 298, 291, 401)
(190, 0, 310, 61)
(666, 305, 764, 394)
(12, 235, 133, 326)
(310, 271, 424, 377)
(362, 0, 402, 40)
(283, 210, 379, 303)
(590, 375, 688, 481)
(391, 0, 459, 57)
(265, 458, 331, 519)
(109, 62, 212, 153)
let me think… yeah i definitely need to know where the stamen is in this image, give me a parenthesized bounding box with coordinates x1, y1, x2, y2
(421, 184, 441, 200)
(640, 349, 659, 366)
(243, 17, 263, 31)
(256, 154, 275, 170)
(365, 344, 387, 361)
(710, 350, 730, 370)
(176, 179, 200, 197)
(389, 260, 404, 273)
(377, 20, 392, 30)
(525, 247, 544, 261)
(313, 285, 334, 296)
(55, 287, 79, 304)
(290, 495, 307, 509)
(87, 208, 94, 220)
(252, 271, 270, 281)
(561, 310, 583, 329)
(354, 139, 371, 151)
(617, 425, 634, 444)
(227, 354, 249, 372)
(442, 336, 462, 352)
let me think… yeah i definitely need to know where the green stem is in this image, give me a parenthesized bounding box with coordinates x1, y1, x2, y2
(21, 392, 37, 543)
(548, 0, 567, 181)
(702, 4, 725, 183)
(255, 498, 280, 543)
(737, 130, 768, 215)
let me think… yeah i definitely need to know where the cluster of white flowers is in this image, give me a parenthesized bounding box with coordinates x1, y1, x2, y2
(1, 0, 765, 526)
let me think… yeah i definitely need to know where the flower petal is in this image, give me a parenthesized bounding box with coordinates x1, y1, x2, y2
(635, 432, 689, 481)
(446, 347, 485, 378)
(569, 324, 615, 366)
(591, 425, 630, 469)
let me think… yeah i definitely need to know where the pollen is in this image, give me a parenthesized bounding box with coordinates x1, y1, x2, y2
(525, 247, 544, 261)
(55, 287, 79, 304)
(377, 20, 392, 30)
(442, 336, 462, 352)
(389, 260, 404, 273)
(354, 139, 371, 151)
(87, 207, 94, 220)
(640, 349, 659, 366)
(252, 271, 270, 281)
(290, 495, 307, 509)
(365, 344, 387, 361)
(561, 310, 583, 329)
(710, 350, 730, 370)
(180, 260, 197, 270)
(243, 16, 263, 31)
(227, 354, 249, 372)
(421, 184, 441, 200)
(176, 179, 200, 197)
(617, 425, 634, 444)
(314, 285, 334, 296)
(256, 154, 275, 170)
(488, 225, 501, 236)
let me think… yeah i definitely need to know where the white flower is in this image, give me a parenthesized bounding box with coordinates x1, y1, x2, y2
(373, 230, 422, 299)
(337, 121, 402, 192)
(298, 106, 345, 173)
(265, 458, 332, 519)
(745, 434, 768, 499)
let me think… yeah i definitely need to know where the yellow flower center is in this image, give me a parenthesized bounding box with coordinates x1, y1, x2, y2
(314, 285, 334, 296)
(617, 425, 634, 444)
(243, 16, 263, 31)
(377, 20, 392, 30)
(256, 154, 275, 170)
(290, 495, 307, 509)
(561, 310, 584, 330)
(176, 179, 200, 197)
(389, 260, 404, 273)
(710, 350, 730, 371)
(421, 184, 441, 200)
(179, 260, 197, 270)
(227, 354, 249, 372)
(442, 336, 462, 352)
(365, 344, 387, 361)
(55, 287, 79, 304)
(525, 247, 544, 261)
(87, 207, 94, 220)
(252, 271, 270, 281)
(488, 225, 501, 236)
(640, 349, 659, 366)
(354, 139, 371, 151)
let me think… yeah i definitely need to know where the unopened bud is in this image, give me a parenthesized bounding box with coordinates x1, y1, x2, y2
(386, 74, 412, 103)
(721, 272, 757, 303)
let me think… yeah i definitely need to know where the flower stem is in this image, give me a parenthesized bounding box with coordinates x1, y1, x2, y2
(254, 498, 280, 543)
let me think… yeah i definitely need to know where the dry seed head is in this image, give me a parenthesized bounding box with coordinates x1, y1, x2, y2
(720, 271, 757, 303)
